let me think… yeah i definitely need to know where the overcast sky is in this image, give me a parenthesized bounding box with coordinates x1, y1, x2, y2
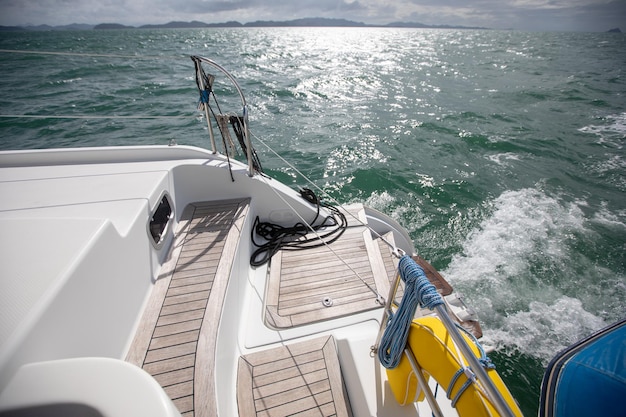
(1, 0, 625, 32)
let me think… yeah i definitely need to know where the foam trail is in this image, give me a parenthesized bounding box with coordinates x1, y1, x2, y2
(579, 113, 626, 191)
(578, 112, 626, 148)
(442, 188, 609, 363)
(487, 297, 605, 361)
(365, 190, 430, 233)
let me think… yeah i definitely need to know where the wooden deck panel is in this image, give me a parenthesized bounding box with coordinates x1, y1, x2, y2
(237, 336, 351, 417)
(264, 204, 396, 329)
(125, 198, 250, 417)
(263, 200, 462, 330)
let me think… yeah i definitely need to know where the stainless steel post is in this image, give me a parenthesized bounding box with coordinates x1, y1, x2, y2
(435, 304, 516, 417)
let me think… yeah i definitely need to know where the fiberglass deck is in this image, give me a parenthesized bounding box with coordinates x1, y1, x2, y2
(124, 199, 462, 417)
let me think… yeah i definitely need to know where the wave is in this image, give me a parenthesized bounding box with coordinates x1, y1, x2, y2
(578, 112, 626, 149)
(578, 112, 626, 191)
(440, 187, 624, 362)
(486, 296, 605, 363)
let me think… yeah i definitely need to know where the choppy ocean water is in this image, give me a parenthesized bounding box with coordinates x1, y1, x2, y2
(1, 27, 625, 415)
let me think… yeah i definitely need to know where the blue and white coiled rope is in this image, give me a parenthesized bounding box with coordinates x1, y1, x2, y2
(378, 255, 444, 369)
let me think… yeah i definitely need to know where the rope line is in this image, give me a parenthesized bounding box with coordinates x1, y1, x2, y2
(254, 174, 385, 302)
(444, 326, 496, 409)
(250, 188, 347, 266)
(378, 255, 444, 369)
(455, 323, 495, 370)
(1, 48, 405, 260)
(447, 367, 476, 407)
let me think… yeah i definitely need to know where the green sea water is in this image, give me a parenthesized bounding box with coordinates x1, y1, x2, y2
(1, 28, 625, 415)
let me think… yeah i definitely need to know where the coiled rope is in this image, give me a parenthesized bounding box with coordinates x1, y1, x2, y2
(378, 255, 444, 369)
(249, 188, 347, 267)
(249, 129, 401, 257)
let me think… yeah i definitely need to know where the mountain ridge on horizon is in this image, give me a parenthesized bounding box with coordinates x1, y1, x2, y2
(0, 17, 488, 31)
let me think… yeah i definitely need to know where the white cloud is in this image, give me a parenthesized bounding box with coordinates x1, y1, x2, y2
(0, 0, 623, 31)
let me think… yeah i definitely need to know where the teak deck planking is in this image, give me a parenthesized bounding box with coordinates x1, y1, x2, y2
(265, 204, 396, 329)
(125, 199, 467, 416)
(126, 199, 250, 417)
(237, 335, 351, 417)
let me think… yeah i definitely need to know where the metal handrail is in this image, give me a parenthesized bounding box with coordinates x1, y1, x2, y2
(434, 303, 516, 417)
(404, 347, 444, 417)
(373, 260, 517, 417)
(191, 56, 255, 177)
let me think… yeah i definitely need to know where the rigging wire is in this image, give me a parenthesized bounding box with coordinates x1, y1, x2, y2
(191, 56, 263, 175)
(0, 48, 183, 60)
(187, 55, 386, 301)
(1, 46, 404, 264)
(253, 175, 385, 303)
(0, 49, 193, 121)
(250, 129, 402, 257)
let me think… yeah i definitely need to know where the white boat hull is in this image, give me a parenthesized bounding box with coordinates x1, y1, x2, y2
(4, 145, 477, 416)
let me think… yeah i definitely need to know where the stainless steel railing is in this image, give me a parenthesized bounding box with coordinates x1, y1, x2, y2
(191, 55, 255, 177)
(372, 256, 519, 417)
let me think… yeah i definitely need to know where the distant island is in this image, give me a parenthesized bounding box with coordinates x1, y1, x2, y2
(1, 18, 487, 31)
(0, 23, 94, 31)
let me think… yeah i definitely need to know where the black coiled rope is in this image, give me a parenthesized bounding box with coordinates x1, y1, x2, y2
(250, 188, 347, 267)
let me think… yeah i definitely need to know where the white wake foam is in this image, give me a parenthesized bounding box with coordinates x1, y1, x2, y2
(441, 187, 610, 362)
(592, 201, 626, 230)
(486, 296, 605, 362)
(366, 186, 623, 362)
(578, 112, 626, 149)
(365, 190, 431, 233)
